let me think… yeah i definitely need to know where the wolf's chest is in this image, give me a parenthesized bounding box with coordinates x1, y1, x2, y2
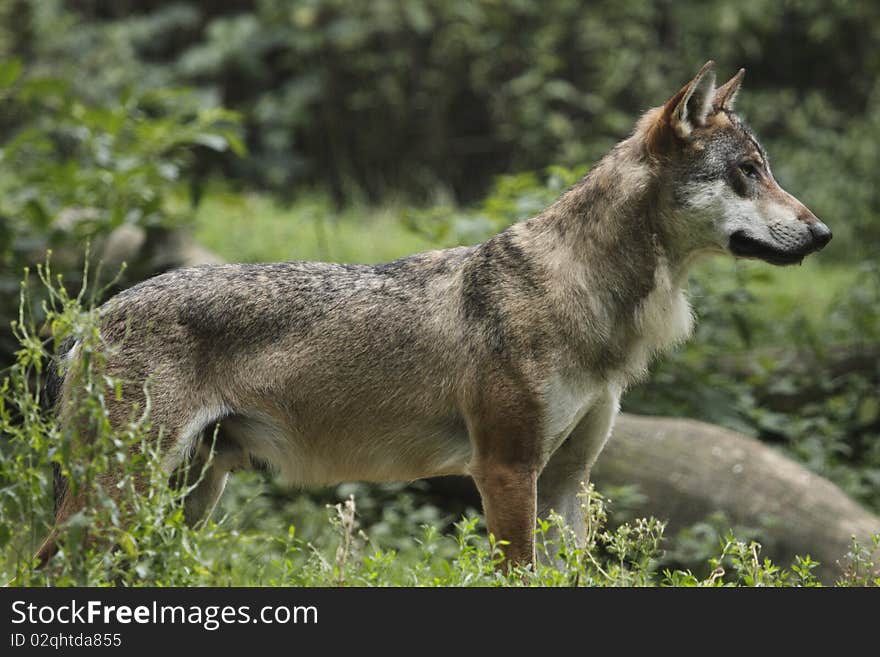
(539, 266, 692, 454)
(620, 263, 694, 382)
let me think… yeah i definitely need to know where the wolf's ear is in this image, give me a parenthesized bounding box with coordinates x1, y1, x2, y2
(665, 60, 716, 139)
(713, 68, 745, 112)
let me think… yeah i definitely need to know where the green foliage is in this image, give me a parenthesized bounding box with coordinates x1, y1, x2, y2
(836, 534, 880, 587)
(403, 166, 586, 246)
(0, 55, 242, 362)
(9, 1, 880, 257)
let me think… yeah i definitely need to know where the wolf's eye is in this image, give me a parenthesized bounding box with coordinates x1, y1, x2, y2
(739, 161, 760, 179)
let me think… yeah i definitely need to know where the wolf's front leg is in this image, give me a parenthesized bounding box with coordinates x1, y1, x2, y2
(471, 461, 538, 567)
(467, 393, 543, 568)
(536, 391, 619, 563)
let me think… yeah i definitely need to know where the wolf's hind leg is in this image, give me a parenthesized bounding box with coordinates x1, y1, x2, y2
(178, 435, 246, 527)
(35, 398, 224, 566)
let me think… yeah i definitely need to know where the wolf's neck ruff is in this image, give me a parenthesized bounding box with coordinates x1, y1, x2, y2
(499, 132, 693, 386)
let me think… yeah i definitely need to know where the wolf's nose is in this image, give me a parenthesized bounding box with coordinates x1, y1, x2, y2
(809, 221, 832, 248)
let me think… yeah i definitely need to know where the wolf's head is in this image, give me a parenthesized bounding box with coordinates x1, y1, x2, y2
(643, 61, 831, 265)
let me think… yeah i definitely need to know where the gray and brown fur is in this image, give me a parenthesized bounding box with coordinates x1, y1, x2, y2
(37, 62, 831, 567)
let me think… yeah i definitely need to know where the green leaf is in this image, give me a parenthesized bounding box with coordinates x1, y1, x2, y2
(193, 133, 228, 152)
(223, 131, 247, 157)
(0, 58, 22, 88)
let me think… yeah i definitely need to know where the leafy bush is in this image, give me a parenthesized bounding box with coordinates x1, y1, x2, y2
(0, 56, 242, 365)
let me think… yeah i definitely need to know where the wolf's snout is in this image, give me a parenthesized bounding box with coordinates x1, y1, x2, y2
(792, 199, 830, 249)
(809, 220, 832, 249)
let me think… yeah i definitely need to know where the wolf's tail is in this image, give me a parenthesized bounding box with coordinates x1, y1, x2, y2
(33, 337, 74, 565)
(41, 337, 74, 542)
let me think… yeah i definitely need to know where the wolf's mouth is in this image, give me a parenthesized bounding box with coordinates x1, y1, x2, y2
(727, 231, 807, 266)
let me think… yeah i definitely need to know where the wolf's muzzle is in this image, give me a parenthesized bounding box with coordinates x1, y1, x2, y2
(728, 222, 831, 266)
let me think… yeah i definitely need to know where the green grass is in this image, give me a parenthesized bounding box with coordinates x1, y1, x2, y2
(193, 190, 436, 265)
(690, 258, 858, 333)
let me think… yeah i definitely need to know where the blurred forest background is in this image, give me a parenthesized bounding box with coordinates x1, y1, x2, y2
(1, 1, 879, 584)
